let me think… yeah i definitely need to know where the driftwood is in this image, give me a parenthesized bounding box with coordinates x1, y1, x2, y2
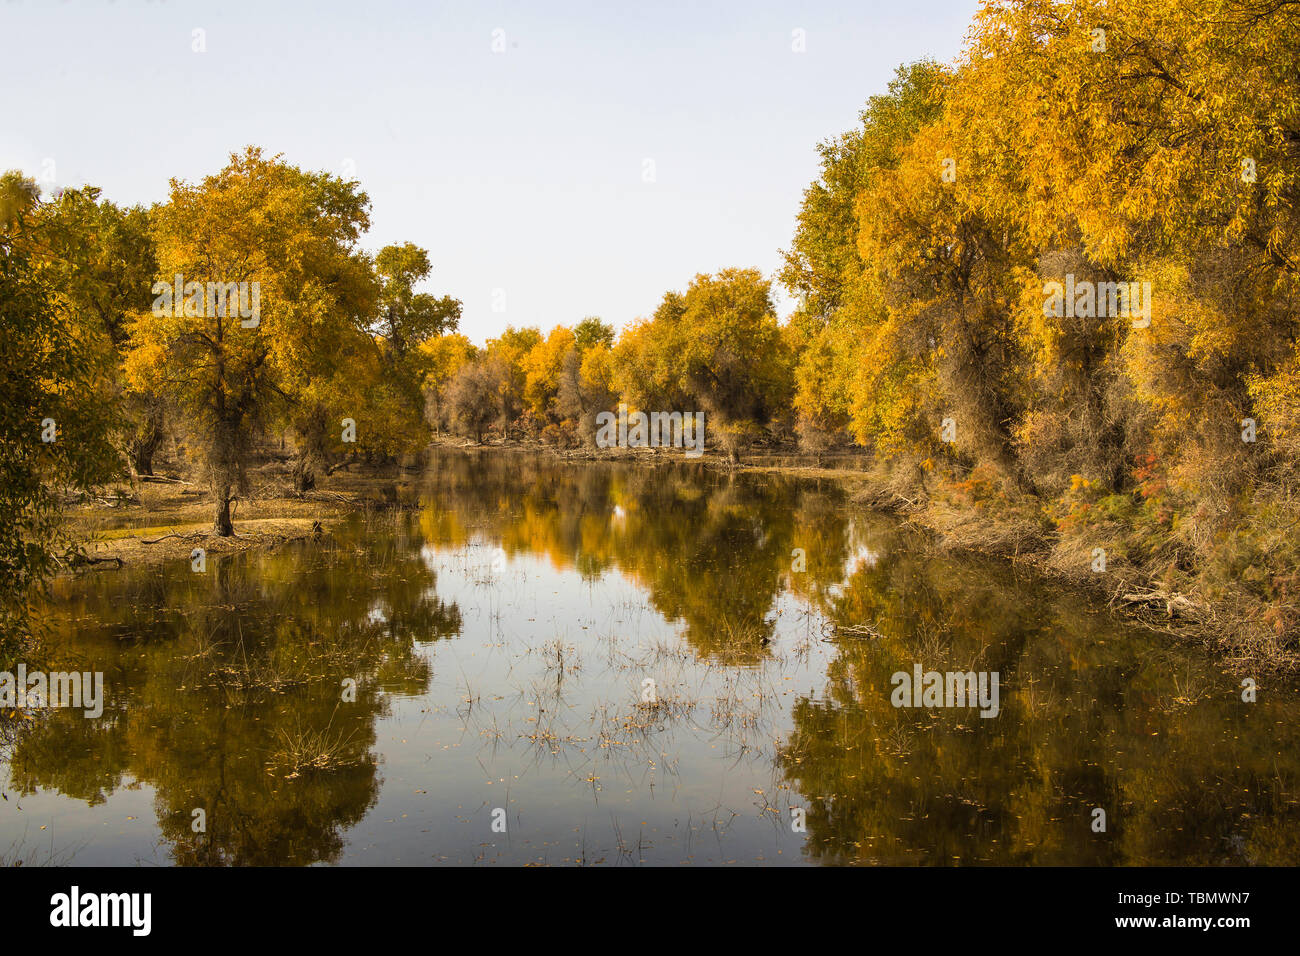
(62, 491, 139, 507)
(88, 495, 136, 507)
(71, 554, 124, 568)
(820, 620, 884, 641)
(230, 522, 325, 546)
(1116, 589, 1204, 619)
(300, 490, 352, 503)
(56, 549, 125, 569)
(141, 531, 210, 544)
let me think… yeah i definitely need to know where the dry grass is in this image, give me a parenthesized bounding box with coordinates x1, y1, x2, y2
(268, 722, 363, 779)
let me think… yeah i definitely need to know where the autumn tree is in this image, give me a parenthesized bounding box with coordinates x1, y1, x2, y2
(372, 243, 462, 359)
(125, 148, 377, 532)
(275, 242, 462, 489)
(483, 326, 541, 436)
(557, 339, 619, 446)
(445, 357, 509, 443)
(366, 243, 462, 459)
(612, 270, 792, 459)
(573, 316, 614, 353)
(521, 325, 576, 423)
(417, 333, 478, 435)
(780, 61, 949, 457)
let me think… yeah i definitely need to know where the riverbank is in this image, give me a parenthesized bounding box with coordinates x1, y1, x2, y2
(60, 461, 420, 566)
(746, 460, 1294, 674)
(435, 437, 1298, 674)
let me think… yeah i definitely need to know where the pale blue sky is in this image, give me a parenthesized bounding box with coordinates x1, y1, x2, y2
(1, 0, 979, 344)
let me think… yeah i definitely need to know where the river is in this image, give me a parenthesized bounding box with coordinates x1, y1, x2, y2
(5, 448, 1297, 865)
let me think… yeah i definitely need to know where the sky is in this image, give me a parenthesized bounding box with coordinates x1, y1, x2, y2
(1, 0, 981, 345)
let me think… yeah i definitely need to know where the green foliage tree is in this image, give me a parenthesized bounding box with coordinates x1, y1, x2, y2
(0, 173, 122, 657)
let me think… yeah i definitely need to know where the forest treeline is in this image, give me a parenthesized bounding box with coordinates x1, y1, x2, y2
(3, 0, 1298, 658)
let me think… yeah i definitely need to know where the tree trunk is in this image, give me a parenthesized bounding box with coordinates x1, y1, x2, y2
(131, 408, 165, 477)
(133, 436, 158, 476)
(293, 459, 316, 493)
(291, 410, 329, 494)
(214, 489, 234, 536)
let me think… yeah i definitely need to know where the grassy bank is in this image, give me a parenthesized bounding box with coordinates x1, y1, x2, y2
(60, 461, 419, 567)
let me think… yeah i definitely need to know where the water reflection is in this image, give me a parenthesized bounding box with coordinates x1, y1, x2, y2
(5, 448, 1298, 865)
(13, 518, 457, 865)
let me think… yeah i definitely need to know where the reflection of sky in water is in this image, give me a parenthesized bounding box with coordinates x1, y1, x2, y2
(844, 545, 881, 578)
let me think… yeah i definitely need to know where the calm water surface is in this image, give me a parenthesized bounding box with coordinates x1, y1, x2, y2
(5, 449, 1298, 865)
